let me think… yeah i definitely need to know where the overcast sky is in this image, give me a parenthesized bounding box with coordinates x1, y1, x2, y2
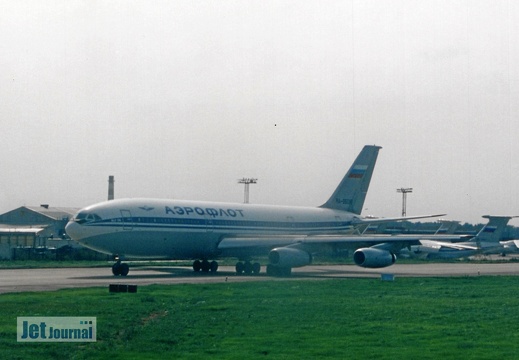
(1, 0, 518, 225)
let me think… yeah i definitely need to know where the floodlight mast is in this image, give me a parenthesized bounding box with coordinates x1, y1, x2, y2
(396, 187, 413, 217)
(238, 178, 257, 204)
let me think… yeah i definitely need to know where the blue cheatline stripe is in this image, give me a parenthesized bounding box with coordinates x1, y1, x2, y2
(85, 217, 353, 233)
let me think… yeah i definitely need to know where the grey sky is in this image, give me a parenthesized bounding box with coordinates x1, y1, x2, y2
(1, 1, 518, 225)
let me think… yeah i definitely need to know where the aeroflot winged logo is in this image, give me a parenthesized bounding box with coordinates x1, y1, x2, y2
(348, 165, 368, 178)
(139, 206, 154, 211)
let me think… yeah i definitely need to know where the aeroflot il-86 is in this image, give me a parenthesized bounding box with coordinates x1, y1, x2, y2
(65, 145, 444, 276)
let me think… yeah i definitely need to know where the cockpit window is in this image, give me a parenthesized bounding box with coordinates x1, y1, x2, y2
(74, 211, 102, 224)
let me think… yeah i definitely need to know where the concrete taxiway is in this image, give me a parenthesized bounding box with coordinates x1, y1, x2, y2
(1, 262, 519, 294)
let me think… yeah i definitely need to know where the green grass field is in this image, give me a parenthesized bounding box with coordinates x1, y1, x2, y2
(2, 276, 519, 359)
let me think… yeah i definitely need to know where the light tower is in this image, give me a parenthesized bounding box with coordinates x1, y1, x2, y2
(396, 187, 413, 217)
(238, 178, 257, 204)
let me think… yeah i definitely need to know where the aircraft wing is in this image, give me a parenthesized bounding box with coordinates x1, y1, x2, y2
(217, 231, 478, 258)
(218, 234, 427, 255)
(218, 233, 473, 250)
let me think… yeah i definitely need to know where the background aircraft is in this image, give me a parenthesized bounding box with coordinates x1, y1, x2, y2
(405, 215, 517, 259)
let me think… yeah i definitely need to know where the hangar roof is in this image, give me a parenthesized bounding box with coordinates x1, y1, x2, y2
(23, 206, 80, 221)
(0, 206, 81, 225)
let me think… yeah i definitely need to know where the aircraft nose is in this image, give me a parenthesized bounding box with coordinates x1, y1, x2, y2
(65, 221, 81, 241)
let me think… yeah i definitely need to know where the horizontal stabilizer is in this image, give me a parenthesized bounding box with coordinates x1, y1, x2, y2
(352, 213, 447, 226)
(419, 239, 478, 251)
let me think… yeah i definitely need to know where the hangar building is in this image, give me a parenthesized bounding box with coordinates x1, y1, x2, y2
(0, 205, 80, 259)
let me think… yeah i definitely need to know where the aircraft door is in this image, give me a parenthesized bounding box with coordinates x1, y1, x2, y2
(205, 214, 214, 233)
(120, 210, 134, 231)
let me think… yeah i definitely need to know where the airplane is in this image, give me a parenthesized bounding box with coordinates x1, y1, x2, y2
(500, 238, 519, 255)
(65, 145, 445, 277)
(408, 215, 517, 259)
(362, 219, 459, 236)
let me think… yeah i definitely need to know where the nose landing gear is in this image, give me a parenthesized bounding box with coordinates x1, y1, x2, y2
(112, 256, 129, 276)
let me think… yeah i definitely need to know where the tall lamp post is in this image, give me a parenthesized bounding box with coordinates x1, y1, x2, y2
(396, 187, 413, 217)
(238, 178, 257, 204)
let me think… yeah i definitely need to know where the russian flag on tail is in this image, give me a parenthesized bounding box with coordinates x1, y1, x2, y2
(348, 165, 368, 178)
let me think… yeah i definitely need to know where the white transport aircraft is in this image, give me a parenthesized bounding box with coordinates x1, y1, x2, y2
(65, 145, 444, 276)
(410, 215, 518, 259)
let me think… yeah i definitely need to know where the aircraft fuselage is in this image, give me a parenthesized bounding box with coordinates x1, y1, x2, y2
(65, 198, 358, 260)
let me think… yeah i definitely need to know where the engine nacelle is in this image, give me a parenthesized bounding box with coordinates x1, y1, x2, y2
(268, 247, 312, 268)
(353, 248, 396, 268)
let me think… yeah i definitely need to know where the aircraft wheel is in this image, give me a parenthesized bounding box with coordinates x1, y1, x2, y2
(201, 260, 210, 272)
(112, 263, 121, 276)
(266, 265, 276, 276)
(193, 260, 202, 272)
(279, 267, 292, 277)
(266, 265, 291, 277)
(120, 263, 129, 276)
(243, 261, 253, 275)
(210, 261, 218, 273)
(235, 261, 244, 275)
(252, 262, 261, 274)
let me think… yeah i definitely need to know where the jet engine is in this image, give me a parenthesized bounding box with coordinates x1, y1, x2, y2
(268, 247, 312, 268)
(353, 248, 396, 268)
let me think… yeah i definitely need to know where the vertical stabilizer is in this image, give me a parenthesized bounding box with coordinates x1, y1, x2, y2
(434, 220, 460, 235)
(474, 216, 512, 243)
(320, 145, 381, 214)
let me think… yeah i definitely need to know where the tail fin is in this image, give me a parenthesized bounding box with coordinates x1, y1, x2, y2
(434, 220, 460, 235)
(320, 145, 381, 214)
(474, 215, 512, 243)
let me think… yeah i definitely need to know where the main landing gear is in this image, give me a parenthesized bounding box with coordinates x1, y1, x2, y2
(112, 257, 129, 276)
(192, 259, 219, 273)
(235, 261, 261, 275)
(266, 265, 291, 277)
(190, 260, 262, 275)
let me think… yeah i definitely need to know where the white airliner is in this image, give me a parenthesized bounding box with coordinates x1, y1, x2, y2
(65, 145, 444, 276)
(409, 215, 518, 259)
